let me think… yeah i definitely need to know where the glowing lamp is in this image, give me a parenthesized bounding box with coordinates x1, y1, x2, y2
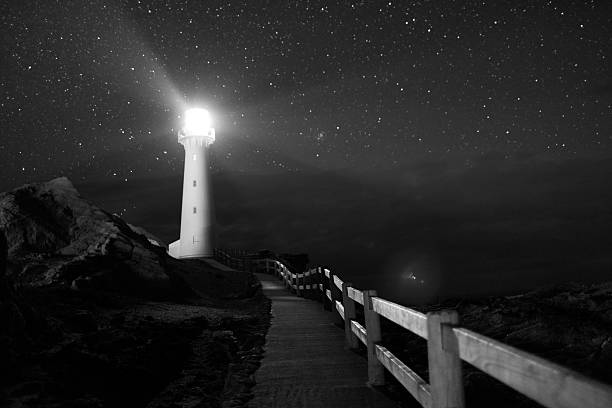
(183, 108, 211, 135)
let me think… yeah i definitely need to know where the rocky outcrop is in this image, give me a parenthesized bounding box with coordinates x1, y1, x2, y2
(0, 179, 269, 407)
(0, 177, 261, 300)
(0, 177, 176, 294)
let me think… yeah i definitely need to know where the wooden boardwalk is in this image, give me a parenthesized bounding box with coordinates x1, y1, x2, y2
(249, 273, 396, 408)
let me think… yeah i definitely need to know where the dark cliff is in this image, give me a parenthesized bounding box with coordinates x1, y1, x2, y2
(0, 178, 269, 408)
(0, 177, 257, 299)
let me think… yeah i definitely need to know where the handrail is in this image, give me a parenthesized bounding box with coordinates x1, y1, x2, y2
(453, 328, 612, 408)
(333, 274, 343, 290)
(335, 301, 344, 319)
(376, 344, 432, 408)
(351, 320, 367, 345)
(347, 287, 364, 305)
(214, 249, 612, 408)
(372, 297, 428, 340)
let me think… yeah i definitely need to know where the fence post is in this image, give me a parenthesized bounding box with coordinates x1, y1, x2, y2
(331, 272, 344, 326)
(427, 310, 465, 408)
(342, 282, 359, 349)
(309, 270, 314, 299)
(285, 267, 290, 290)
(363, 290, 384, 386)
(288, 270, 292, 291)
(305, 270, 311, 299)
(319, 266, 331, 311)
(317, 268, 323, 304)
(285, 268, 289, 289)
(296, 273, 302, 297)
(322, 268, 328, 307)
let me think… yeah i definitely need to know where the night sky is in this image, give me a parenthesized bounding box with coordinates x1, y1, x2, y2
(1, 1, 611, 302)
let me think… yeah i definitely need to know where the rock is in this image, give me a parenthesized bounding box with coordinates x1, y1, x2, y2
(0, 179, 268, 408)
(0, 230, 6, 276)
(127, 223, 166, 249)
(0, 178, 178, 296)
(68, 310, 99, 333)
(0, 177, 261, 302)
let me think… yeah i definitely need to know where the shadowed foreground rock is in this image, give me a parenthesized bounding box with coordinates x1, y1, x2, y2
(0, 178, 269, 407)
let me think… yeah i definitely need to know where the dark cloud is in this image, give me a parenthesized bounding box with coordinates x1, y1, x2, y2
(77, 154, 612, 304)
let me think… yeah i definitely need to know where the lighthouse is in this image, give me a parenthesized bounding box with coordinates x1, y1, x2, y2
(168, 108, 215, 259)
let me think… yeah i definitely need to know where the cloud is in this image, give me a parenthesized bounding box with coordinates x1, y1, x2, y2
(76, 154, 612, 304)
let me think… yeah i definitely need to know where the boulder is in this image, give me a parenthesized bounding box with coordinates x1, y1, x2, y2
(0, 178, 176, 296)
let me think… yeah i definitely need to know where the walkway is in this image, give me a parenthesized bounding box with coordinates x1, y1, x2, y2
(249, 273, 396, 408)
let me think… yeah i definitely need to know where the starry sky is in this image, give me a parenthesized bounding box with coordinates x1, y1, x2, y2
(1, 0, 611, 301)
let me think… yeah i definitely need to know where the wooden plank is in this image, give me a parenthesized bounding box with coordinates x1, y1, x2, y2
(251, 273, 396, 408)
(347, 287, 364, 305)
(453, 328, 612, 408)
(427, 311, 464, 408)
(295, 273, 301, 296)
(372, 297, 428, 339)
(342, 282, 359, 349)
(351, 320, 367, 345)
(336, 301, 345, 320)
(320, 267, 330, 311)
(376, 345, 432, 408)
(333, 275, 343, 290)
(364, 290, 385, 386)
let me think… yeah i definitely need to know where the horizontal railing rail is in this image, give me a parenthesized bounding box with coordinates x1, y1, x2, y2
(214, 249, 612, 408)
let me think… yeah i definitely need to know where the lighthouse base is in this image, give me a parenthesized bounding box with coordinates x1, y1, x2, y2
(168, 240, 181, 258)
(167, 239, 213, 259)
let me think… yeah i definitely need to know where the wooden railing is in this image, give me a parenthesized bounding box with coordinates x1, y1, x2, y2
(213, 250, 612, 408)
(212, 248, 249, 270)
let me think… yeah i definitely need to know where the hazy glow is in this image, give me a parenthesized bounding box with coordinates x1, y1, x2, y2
(183, 108, 212, 135)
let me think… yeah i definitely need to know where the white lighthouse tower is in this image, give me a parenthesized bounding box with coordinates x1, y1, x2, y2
(168, 108, 215, 259)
